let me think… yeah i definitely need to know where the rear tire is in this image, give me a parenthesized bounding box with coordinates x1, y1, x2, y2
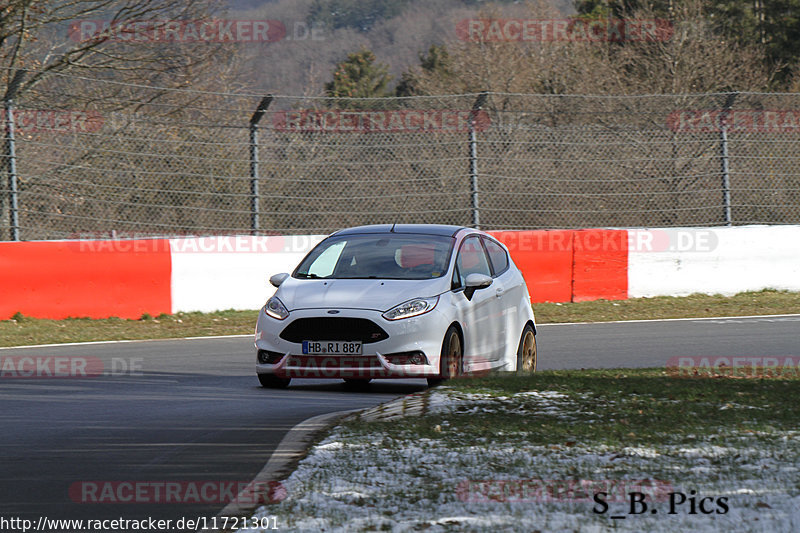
(516, 324, 537, 374)
(258, 374, 291, 389)
(427, 326, 462, 387)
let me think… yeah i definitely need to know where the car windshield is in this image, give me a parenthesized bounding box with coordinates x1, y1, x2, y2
(294, 233, 454, 280)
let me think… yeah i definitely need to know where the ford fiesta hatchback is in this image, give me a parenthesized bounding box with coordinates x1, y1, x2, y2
(255, 224, 536, 388)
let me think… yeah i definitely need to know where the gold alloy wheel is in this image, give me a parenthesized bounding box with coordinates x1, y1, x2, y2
(446, 330, 462, 378)
(520, 329, 537, 372)
(428, 326, 462, 387)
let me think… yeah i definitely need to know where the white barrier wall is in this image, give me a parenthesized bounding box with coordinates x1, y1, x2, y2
(628, 225, 800, 298)
(165, 226, 800, 313)
(169, 235, 324, 313)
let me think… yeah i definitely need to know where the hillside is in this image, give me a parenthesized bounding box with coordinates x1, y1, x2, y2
(222, 0, 575, 94)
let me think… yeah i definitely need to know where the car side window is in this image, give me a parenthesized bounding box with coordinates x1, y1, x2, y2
(454, 236, 492, 287)
(451, 262, 461, 290)
(306, 241, 345, 278)
(483, 237, 509, 276)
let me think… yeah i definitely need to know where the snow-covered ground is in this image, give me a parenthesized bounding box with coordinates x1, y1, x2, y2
(238, 388, 800, 532)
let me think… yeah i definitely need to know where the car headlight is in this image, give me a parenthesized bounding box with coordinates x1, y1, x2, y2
(382, 296, 439, 321)
(263, 296, 289, 320)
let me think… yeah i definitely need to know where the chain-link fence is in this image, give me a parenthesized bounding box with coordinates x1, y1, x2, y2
(2, 80, 800, 240)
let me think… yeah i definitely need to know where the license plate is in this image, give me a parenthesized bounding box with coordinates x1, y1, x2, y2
(302, 341, 363, 355)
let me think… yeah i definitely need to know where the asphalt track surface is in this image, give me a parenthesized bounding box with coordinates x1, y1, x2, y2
(1, 315, 798, 529)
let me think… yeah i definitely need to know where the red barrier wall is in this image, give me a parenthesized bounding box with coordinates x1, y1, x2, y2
(490, 230, 574, 303)
(491, 229, 628, 303)
(0, 230, 629, 320)
(0, 240, 172, 319)
(572, 229, 628, 302)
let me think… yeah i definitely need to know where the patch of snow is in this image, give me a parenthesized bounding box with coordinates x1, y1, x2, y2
(622, 446, 660, 458)
(237, 389, 800, 533)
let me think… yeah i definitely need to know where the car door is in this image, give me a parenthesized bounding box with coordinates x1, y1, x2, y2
(482, 236, 519, 362)
(451, 235, 503, 368)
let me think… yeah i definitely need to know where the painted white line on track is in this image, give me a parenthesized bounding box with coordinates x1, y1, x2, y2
(0, 334, 252, 350)
(537, 313, 800, 327)
(3, 314, 798, 350)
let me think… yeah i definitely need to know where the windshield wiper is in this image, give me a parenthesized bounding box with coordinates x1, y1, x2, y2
(296, 273, 323, 279)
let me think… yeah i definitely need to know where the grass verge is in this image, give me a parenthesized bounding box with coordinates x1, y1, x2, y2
(0, 310, 257, 348)
(1, 289, 797, 348)
(536, 288, 800, 323)
(247, 369, 800, 532)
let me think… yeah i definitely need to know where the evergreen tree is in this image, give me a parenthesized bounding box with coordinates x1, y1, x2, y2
(395, 45, 452, 97)
(325, 49, 393, 99)
(575, 0, 800, 84)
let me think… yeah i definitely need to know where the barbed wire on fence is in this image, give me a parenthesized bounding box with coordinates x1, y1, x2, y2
(1, 70, 799, 240)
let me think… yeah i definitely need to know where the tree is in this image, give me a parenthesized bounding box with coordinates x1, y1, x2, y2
(575, 0, 800, 85)
(712, 0, 800, 83)
(600, 1, 773, 94)
(402, 0, 771, 96)
(0, 0, 249, 241)
(396, 44, 452, 97)
(1, 0, 228, 104)
(325, 48, 392, 99)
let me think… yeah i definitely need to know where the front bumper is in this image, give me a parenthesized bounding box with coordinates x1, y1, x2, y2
(255, 307, 449, 379)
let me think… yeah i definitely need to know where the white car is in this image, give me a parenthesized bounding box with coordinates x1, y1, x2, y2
(254, 224, 537, 388)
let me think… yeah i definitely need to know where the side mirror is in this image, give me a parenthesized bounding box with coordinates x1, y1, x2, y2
(464, 273, 492, 301)
(269, 273, 290, 288)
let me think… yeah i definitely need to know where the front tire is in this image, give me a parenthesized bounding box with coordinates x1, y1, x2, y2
(258, 374, 291, 388)
(428, 326, 462, 387)
(516, 324, 537, 374)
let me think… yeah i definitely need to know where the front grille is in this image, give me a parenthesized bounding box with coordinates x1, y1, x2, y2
(287, 355, 382, 369)
(279, 317, 389, 344)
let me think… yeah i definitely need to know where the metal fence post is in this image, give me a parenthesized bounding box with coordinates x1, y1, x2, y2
(249, 95, 273, 236)
(720, 125, 731, 226)
(720, 92, 738, 227)
(469, 92, 488, 229)
(249, 124, 260, 235)
(4, 99, 20, 241)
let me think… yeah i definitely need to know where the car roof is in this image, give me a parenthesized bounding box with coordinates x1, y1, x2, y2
(333, 224, 468, 237)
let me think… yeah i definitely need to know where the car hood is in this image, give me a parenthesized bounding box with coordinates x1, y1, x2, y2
(277, 278, 446, 312)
